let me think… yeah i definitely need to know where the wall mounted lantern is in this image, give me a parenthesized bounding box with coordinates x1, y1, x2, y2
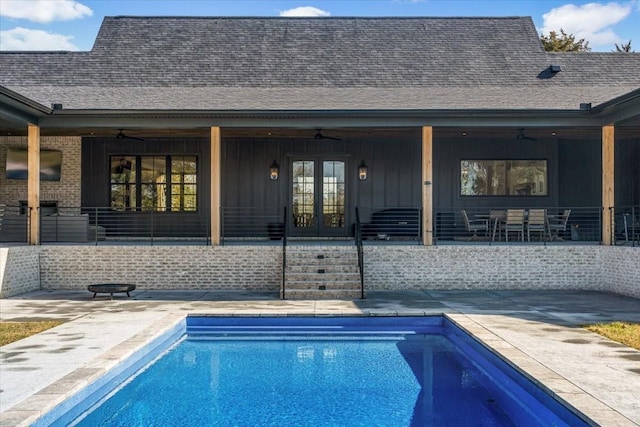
(270, 160, 280, 181)
(358, 160, 368, 181)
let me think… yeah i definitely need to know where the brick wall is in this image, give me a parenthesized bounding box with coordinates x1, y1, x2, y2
(600, 247, 640, 298)
(38, 246, 282, 291)
(0, 247, 40, 298)
(0, 245, 637, 298)
(363, 246, 606, 291)
(0, 136, 82, 208)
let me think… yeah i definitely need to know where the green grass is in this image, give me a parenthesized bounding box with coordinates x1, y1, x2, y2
(585, 322, 640, 350)
(0, 321, 65, 346)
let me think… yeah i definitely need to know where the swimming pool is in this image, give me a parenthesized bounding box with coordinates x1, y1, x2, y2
(36, 316, 589, 426)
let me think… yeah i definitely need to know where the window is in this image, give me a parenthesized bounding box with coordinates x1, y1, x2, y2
(110, 155, 197, 211)
(461, 160, 547, 196)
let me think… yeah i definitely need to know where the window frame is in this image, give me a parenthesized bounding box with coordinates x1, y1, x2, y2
(109, 154, 198, 212)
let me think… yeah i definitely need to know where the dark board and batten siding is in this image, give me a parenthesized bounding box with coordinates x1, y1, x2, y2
(81, 133, 637, 239)
(82, 134, 424, 238)
(222, 135, 423, 231)
(81, 138, 211, 237)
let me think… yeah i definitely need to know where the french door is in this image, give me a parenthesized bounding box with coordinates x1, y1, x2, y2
(290, 157, 348, 237)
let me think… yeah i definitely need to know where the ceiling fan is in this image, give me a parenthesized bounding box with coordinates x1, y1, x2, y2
(516, 128, 537, 141)
(116, 129, 144, 141)
(314, 129, 341, 141)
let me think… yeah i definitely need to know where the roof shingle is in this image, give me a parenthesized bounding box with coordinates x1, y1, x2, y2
(1, 16, 639, 111)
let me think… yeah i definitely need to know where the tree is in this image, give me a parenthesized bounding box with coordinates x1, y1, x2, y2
(540, 29, 591, 52)
(614, 40, 633, 52)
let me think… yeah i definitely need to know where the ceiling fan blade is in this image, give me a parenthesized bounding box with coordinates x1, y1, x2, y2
(516, 128, 536, 141)
(314, 129, 341, 140)
(116, 129, 144, 141)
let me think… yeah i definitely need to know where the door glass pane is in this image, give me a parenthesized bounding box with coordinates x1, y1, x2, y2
(109, 156, 136, 210)
(292, 161, 315, 228)
(140, 156, 167, 211)
(323, 161, 345, 228)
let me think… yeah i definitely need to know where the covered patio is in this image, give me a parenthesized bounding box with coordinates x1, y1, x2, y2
(1, 17, 639, 247)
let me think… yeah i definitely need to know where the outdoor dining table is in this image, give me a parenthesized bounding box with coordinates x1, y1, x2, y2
(477, 211, 507, 241)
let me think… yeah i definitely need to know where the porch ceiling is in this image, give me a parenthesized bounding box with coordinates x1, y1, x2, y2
(2, 125, 638, 141)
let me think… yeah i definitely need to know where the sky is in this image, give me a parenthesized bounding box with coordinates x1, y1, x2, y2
(0, 0, 639, 52)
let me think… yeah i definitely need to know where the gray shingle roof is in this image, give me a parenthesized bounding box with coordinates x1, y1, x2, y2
(1, 16, 639, 111)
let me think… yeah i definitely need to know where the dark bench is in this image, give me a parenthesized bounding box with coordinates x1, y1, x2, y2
(87, 284, 136, 300)
(361, 208, 420, 239)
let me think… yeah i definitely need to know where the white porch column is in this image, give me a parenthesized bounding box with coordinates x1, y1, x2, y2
(27, 124, 40, 245)
(422, 126, 433, 246)
(602, 124, 614, 246)
(210, 126, 221, 245)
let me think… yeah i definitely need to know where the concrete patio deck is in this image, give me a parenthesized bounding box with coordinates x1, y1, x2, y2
(1, 290, 639, 426)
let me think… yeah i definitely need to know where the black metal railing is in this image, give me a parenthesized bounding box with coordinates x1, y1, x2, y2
(3, 203, 634, 248)
(221, 206, 283, 242)
(357, 206, 421, 241)
(0, 204, 31, 243)
(355, 206, 365, 298)
(282, 206, 288, 300)
(610, 205, 640, 247)
(434, 207, 604, 245)
(0, 205, 211, 245)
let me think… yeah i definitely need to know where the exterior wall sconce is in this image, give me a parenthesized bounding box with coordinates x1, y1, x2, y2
(358, 160, 368, 181)
(270, 160, 279, 181)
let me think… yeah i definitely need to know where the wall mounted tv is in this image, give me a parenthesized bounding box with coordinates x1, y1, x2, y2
(5, 148, 62, 181)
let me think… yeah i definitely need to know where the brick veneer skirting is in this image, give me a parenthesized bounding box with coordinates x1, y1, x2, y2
(1, 245, 638, 299)
(0, 247, 40, 298)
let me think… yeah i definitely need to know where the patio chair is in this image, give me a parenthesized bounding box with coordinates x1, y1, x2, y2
(504, 209, 525, 242)
(548, 209, 571, 241)
(527, 209, 550, 241)
(461, 209, 488, 241)
(489, 209, 506, 241)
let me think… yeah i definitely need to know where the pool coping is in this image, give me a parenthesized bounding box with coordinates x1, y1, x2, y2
(2, 310, 636, 427)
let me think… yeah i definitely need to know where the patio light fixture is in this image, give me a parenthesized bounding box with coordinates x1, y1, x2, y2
(358, 160, 368, 181)
(270, 160, 279, 181)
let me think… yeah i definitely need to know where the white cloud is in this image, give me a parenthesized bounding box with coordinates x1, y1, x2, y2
(0, 0, 92, 23)
(279, 6, 331, 17)
(0, 27, 80, 50)
(540, 2, 632, 47)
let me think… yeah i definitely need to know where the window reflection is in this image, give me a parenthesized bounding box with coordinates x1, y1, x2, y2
(110, 155, 198, 211)
(292, 161, 315, 228)
(461, 160, 547, 196)
(323, 161, 345, 228)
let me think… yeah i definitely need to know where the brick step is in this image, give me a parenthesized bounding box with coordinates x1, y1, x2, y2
(286, 274, 360, 285)
(283, 246, 361, 299)
(286, 262, 357, 270)
(285, 279, 361, 290)
(285, 251, 357, 259)
(286, 265, 360, 274)
(287, 255, 358, 263)
(281, 289, 363, 300)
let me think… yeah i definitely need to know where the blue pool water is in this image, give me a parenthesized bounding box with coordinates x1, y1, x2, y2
(40, 316, 589, 427)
